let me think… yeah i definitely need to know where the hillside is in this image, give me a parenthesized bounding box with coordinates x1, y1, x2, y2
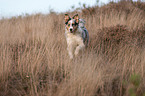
(0, 1, 145, 96)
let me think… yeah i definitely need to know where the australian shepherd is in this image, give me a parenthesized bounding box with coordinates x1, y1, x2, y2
(65, 14, 89, 59)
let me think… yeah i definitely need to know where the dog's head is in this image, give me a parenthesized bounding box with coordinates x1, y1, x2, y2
(65, 14, 79, 33)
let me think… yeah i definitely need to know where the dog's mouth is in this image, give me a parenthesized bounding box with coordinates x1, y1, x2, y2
(70, 29, 75, 33)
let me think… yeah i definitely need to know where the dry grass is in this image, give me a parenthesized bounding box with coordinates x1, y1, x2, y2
(0, 1, 145, 96)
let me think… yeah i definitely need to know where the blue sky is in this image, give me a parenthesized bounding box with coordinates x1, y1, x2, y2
(0, 0, 110, 18)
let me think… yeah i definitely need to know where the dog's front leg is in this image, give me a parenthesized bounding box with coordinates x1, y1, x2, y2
(74, 43, 85, 57)
(67, 45, 74, 59)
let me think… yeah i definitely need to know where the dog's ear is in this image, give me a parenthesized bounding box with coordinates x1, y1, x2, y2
(65, 14, 71, 25)
(73, 14, 79, 24)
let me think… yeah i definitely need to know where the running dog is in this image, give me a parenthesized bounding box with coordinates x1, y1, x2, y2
(65, 14, 89, 59)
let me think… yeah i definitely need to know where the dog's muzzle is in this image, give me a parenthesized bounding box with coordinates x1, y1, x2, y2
(70, 25, 78, 33)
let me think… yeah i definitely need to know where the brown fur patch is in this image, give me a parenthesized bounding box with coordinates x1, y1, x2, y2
(66, 22, 71, 30)
(65, 14, 70, 24)
(73, 14, 79, 23)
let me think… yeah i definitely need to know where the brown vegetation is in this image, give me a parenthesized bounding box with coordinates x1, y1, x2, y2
(0, 1, 145, 96)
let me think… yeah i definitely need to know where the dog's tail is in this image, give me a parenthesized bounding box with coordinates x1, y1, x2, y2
(84, 29, 89, 47)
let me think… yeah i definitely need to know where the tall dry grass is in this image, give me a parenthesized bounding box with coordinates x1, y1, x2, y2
(0, 1, 145, 96)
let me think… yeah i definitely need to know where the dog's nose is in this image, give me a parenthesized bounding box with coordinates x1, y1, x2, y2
(70, 28, 73, 32)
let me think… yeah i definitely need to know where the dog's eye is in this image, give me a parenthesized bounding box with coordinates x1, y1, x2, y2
(68, 24, 70, 26)
(72, 24, 74, 26)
